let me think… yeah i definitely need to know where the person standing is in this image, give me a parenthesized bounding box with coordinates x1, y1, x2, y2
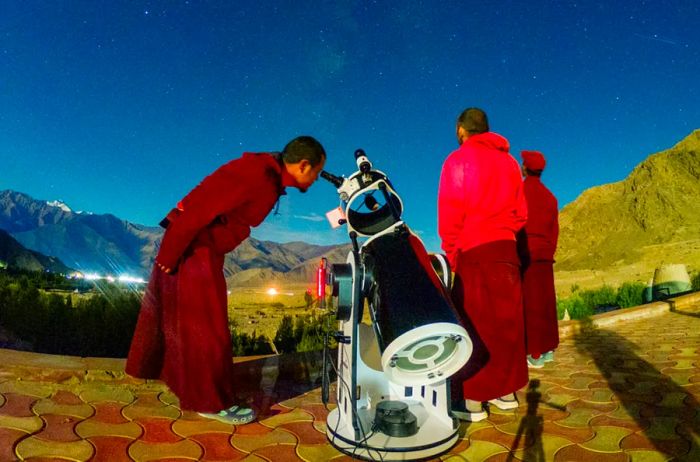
(438, 108, 528, 422)
(126, 136, 326, 424)
(517, 150, 559, 368)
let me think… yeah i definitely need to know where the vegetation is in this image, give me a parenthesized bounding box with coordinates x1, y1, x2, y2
(0, 269, 335, 358)
(0, 270, 140, 357)
(692, 272, 700, 291)
(557, 281, 647, 320)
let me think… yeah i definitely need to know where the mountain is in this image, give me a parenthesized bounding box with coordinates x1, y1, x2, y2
(0, 229, 71, 273)
(0, 190, 346, 282)
(227, 243, 353, 286)
(0, 190, 163, 276)
(555, 129, 700, 290)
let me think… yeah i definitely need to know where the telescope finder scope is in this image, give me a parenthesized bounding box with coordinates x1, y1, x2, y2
(354, 148, 372, 174)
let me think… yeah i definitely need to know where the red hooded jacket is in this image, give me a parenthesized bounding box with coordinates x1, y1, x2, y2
(438, 132, 527, 267)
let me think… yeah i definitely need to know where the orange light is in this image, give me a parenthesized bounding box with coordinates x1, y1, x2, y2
(266, 287, 279, 296)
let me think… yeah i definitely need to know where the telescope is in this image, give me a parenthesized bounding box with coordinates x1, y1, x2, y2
(320, 149, 474, 461)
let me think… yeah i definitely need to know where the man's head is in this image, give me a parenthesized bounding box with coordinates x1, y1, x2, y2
(456, 107, 489, 145)
(521, 150, 545, 177)
(282, 136, 326, 192)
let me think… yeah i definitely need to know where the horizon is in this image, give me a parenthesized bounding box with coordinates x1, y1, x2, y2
(2, 1, 699, 252)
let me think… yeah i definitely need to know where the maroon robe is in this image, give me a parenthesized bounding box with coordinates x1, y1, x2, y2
(126, 152, 284, 412)
(452, 240, 528, 401)
(518, 175, 559, 357)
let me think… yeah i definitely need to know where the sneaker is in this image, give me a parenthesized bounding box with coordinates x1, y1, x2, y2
(488, 393, 519, 410)
(451, 399, 488, 422)
(198, 404, 257, 425)
(543, 351, 554, 362)
(527, 354, 545, 369)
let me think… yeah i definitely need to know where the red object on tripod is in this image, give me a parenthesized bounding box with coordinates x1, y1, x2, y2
(317, 258, 327, 308)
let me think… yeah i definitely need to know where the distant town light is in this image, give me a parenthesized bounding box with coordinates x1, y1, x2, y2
(266, 287, 278, 296)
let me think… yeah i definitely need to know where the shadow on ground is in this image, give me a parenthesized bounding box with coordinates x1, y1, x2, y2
(232, 349, 336, 418)
(574, 319, 700, 460)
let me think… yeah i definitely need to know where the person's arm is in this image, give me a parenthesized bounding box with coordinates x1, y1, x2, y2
(437, 156, 466, 267)
(513, 175, 528, 232)
(156, 160, 254, 271)
(551, 197, 560, 252)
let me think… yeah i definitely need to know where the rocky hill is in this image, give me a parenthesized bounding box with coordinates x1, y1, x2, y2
(0, 229, 71, 273)
(555, 129, 700, 291)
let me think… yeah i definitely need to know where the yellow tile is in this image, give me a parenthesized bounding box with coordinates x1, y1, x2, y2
(626, 450, 673, 462)
(79, 385, 135, 404)
(129, 440, 203, 461)
(260, 408, 313, 428)
(15, 437, 94, 461)
(32, 399, 94, 419)
(0, 414, 44, 433)
(448, 440, 507, 461)
(297, 442, 344, 461)
(75, 419, 143, 439)
(172, 417, 234, 437)
(644, 417, 682, 440)
(581, 426, 634, 452)
(232, 427, 298, 453)
(0, 380, 53, 398)
(158, 391, 179, 406)
(122, 402, 181, 420)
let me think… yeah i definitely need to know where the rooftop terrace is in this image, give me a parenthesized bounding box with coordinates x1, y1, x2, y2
(1, 293, 699, 461)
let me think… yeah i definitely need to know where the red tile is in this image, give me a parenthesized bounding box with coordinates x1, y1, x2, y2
(51, 390, 84, 405)
(298, 403, 330, 423)
(253, 444, 304, 461)
(279, 421, 328, 445)
(554, 444, 628, 461)
(0, 428, 26, 461)
(91, 402, 131, 424)
(470, 427, 528, 452)
(35, 414, 81, 442)
(190, 433, 248, 461)
(234, 422, 274, 436)
(0, 393, 37, 417)
(89, 436, 138, 462)
(136, 417, 181, 443)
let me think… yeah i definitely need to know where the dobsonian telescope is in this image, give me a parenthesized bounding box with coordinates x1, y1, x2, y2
(319, 149, 475, 461)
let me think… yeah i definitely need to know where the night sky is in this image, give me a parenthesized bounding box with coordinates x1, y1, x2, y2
(2, 1, 698, 251)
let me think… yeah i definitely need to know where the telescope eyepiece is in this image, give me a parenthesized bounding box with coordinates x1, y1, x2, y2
(320, 170, 344, 188)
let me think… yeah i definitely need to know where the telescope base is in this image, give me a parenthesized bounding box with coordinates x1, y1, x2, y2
(326, 405, 459, 461)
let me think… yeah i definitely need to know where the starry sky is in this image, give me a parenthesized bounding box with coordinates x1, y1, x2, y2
(1, 1, 698, 251)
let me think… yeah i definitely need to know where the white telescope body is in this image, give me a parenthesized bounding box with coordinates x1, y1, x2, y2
(322, 152, 474, 461)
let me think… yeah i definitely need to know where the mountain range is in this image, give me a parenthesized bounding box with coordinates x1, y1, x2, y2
(2, 129, 698, 290)
(0, 189, 349, 286)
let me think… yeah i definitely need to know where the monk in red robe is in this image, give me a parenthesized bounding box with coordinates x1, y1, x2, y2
(438, 108, 528, 422)
(126, 136, 326, 424)
(517, 150, 559, 369)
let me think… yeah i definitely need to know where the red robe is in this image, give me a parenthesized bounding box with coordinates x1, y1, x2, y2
(518, 176, 559, 357)
(438, 132, 528, 401)
(126, 152, 285, 412)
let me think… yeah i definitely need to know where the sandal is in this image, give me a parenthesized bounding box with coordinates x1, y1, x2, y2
(198, 404, 257, 425)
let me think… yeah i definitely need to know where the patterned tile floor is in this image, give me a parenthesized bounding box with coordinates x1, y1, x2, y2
(0, 295, 699, 461)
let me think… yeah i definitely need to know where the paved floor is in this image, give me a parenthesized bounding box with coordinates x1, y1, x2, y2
(0, 296, 699, 461)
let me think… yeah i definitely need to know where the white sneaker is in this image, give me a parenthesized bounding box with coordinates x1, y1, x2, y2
(198, 404, 257, 425)
(452, 399, 488, 422)
(488, 394, 519, 410)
